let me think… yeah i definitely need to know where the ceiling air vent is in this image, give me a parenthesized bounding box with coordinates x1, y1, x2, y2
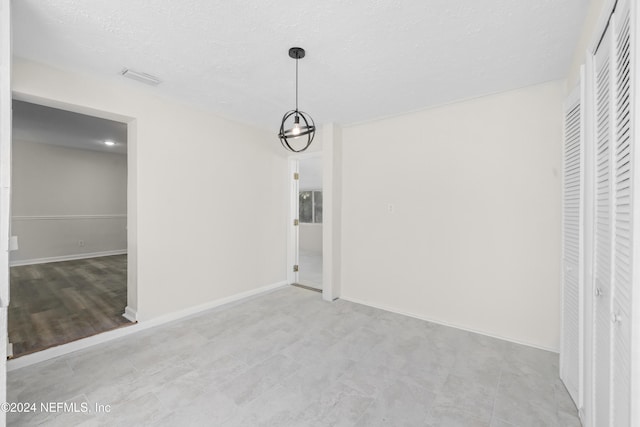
(121, 68, 162, 86)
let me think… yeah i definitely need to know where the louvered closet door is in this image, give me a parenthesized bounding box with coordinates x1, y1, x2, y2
(561, 85, 582, 405)
(611, 2, 634, 425)
(593, 21, 614, 427)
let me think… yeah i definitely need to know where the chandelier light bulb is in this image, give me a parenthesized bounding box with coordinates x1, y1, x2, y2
(291, 116, 301, 136)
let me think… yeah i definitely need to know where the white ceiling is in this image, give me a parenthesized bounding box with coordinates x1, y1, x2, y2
(12, 0, 588, 131)
(13, 100, 128, 154)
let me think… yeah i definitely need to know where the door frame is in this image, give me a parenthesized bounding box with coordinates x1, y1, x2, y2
(287, 156, 300, 286)
(287, 151, 326, 297)
(0, 1, 11, 424)
(10, 91, 139, 324)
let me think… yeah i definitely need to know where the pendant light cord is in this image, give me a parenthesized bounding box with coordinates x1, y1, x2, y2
(295, 56, 299, 112)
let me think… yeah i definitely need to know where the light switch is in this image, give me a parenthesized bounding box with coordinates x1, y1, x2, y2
(9, 236, 18, 251)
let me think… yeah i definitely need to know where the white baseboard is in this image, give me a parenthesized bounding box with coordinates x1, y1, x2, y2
(10, 250, 127, 267)
(122, 306, 137, 322)
(7, 280, 288, 371)
(135, 280, 288, 326)
(340, 295, 559, 353)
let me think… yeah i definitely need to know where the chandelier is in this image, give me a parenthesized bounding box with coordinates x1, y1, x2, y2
(278, 47, 316, 152)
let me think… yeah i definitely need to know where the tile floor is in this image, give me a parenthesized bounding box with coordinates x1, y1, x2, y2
(298, 249, 322, 290)
(7, 286, 580, 426)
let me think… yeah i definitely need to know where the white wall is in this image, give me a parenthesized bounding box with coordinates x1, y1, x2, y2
(341, 80, 564, 351)
(566, 0, 607, 89)
(11, 139, 127, 264)
(323, 123, 342, 301)
(12, 58, 288, 320)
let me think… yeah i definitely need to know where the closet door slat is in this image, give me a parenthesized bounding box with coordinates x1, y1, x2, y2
(561, 86, 582, 405)
(611, 4, 634, 426)
(593, 22, 614, 427)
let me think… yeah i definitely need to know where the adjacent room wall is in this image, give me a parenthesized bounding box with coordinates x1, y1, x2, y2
(11, 139, 127, 264)
(12, 58, 288, 320)
(298, 157, 323, 253)
(341, 80, 564, 351)
(299, 223, 322, 253)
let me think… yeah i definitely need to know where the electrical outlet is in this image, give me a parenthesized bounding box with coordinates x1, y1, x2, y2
(9, 236, 18, 251)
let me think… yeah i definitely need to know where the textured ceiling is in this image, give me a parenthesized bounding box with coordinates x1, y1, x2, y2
(13, 100, 127, 154)
(12, 0, 588, 130)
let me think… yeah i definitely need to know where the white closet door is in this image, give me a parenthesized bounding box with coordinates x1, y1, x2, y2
(561, 84, 582, 405)
(592, 21, 614, 427)
(611, 2, 634, 425)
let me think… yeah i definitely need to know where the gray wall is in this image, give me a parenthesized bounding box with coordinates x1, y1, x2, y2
(11, 139, 127, 264)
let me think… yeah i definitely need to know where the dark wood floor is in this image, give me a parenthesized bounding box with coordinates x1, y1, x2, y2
(8, 255, 133, 358)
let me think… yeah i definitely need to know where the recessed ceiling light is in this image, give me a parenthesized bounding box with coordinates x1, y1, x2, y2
(104, 140, 115, 146)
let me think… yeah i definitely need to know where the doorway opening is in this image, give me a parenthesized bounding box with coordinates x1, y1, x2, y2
(8, 100, 133, 358)
(294, 155, 323, 292)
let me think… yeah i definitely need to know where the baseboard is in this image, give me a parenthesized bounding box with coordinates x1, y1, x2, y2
(7, 280, 288, 371)
(122, 306, 137, 322)
(12, 214, 127, 221)
(135, 280, 288, 325)
(340, 295, 559, 353)
(10, 250, 127, 267)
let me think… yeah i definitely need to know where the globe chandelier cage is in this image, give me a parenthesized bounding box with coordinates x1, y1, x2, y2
(278, 47, 316, 152)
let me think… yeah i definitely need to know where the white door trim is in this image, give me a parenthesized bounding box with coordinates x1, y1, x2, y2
(287, 157, 300, 286)
(287, 151, 327, 297)
(11, 92, 139, 322)
(578, 64, 587, 415)
(0, 0, 10, 310)
(0, 1, 11, 425)
(582, 52, 596, 427)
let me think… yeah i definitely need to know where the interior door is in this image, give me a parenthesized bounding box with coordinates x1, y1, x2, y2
(561, 83, 582, 405)
(592, 19, 614, 427)
(611, 3, 634, 425)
